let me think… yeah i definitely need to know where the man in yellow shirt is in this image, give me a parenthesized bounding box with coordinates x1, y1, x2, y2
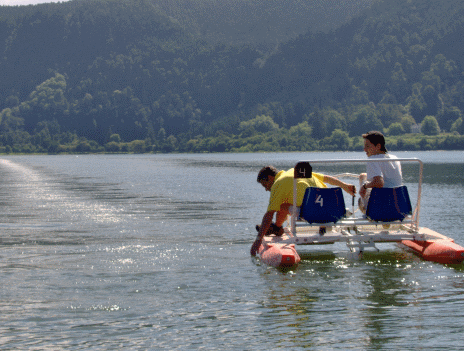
(251, 165, 356, 256)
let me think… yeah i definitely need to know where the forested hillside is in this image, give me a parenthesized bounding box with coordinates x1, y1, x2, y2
(151, 0, 374, 50)
(0, 0, 463, 154)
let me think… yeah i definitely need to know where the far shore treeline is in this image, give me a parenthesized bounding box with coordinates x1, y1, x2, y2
(1, 0, 464, 154)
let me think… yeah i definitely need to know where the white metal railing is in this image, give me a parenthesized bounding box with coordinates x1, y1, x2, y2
(291, 158, 423, 235)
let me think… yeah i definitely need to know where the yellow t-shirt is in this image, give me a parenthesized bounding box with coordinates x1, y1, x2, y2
(267, 168, 326, 212)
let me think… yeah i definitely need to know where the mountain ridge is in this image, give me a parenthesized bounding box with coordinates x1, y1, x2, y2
(0, 0, 463, 153)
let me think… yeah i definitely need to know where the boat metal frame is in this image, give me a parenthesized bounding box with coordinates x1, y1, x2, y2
(274, 158, 438, 255)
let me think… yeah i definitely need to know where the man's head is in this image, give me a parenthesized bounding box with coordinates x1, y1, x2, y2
(257, 166, 278, 191)
(362, 131, 387, 156)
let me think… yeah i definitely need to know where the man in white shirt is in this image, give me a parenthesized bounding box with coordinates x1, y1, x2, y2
(359, 131, 403, 212)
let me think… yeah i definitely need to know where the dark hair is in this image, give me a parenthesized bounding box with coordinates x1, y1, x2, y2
(362, 131, 387, 152)
(257, 166, 278, 182)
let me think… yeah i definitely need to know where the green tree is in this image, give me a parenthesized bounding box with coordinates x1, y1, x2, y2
(400, 115, 416, 133)
(321, 129, 350, 150)
(451, 117, 464, 135)
(386, 122, 405, 136)
(389, 62, 408, 100)
(322, 108, 346, 137)
(422, 85, 440, 117)
(27, 73, 69, 124)
(129, 140, 146, 153)
(289, 121, 312, 139)
(408, 91, 427, 123)
(429, 54, 457, 85)
(161, 135, 178, 152)
(109, 133, 122, 143)
(5, 95, 20, 108)
(74, 140, 92, 153)
(346, 85, 369, 105)
(376, 103, 403, 128)
(348, 105, 383, 136)
(421, 115, 440, 136)
(437, 106, 461, 132)
(105, 141, 121, 152)
(239, 115, 279, 134)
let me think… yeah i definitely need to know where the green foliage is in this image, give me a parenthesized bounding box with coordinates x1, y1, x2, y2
(438, 106, 462, 132)
(105, 141, 121, 152)
(151, 0, 373, 50)
(348, 105, 383, 136)
(239, 115, 279, 134)
(408, 84, 427, 122)
(321, 129, 350, 151)
(308, 108, 346, 139)
(421, 115, 440, 136)
(451, 118, 464, 135)
(386, 122, 405, 136)
(376, 103, 403, 129)
(128, 140, 146, 153)
(400, 115, 416, 133)
(109, 134, 122, 143)
(289, 121, 312, 139)
(74, 140, 92, 153)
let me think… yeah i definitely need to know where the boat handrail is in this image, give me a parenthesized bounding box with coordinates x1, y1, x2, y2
(291, 158, 423, 235)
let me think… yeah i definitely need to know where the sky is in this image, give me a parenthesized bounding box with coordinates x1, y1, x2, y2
(0, 0, 70, 5)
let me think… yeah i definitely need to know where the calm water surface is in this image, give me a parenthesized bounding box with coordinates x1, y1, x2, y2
(0, 151, 463, 350)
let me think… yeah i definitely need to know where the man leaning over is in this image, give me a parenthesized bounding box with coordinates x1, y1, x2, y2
(251, 166, 356, 256)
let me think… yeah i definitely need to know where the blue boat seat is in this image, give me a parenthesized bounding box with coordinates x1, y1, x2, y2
(300, 187, 346, 224)
(366, 186, 412, 222)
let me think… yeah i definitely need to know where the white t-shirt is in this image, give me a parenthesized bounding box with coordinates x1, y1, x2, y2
(366, 153, 403, 188)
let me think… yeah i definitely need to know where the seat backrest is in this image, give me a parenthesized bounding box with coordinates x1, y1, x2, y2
(300, 187, 346, 224)
(366, 185, 412, 222)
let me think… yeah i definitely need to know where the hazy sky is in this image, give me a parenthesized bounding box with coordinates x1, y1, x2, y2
(0, 0, 70, 5)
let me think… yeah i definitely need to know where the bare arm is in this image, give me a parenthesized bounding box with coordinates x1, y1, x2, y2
(251, 210, 275, 256)
(256, 211, 275, 241)
(368, 175, 384, 188)
(323, 175, 356, 196)
(360, 175, 384, 197)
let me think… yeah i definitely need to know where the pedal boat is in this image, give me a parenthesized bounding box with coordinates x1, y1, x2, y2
(258, 158, 464, 267)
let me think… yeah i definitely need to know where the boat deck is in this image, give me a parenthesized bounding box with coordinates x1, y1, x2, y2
(265, 223, 453, 247)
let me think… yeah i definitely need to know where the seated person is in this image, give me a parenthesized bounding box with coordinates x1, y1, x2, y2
(251, 165, 356, 256)
(359, 131, 403, 213)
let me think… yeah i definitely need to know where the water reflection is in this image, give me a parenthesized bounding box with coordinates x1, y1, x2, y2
(254, 251, 426, 349)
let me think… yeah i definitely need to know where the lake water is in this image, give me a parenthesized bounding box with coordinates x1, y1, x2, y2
(0, 151, 463, 350)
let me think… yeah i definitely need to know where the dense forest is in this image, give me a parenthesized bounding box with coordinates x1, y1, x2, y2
(151, 0, 374, 50)
(0, 0, 463, 154)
